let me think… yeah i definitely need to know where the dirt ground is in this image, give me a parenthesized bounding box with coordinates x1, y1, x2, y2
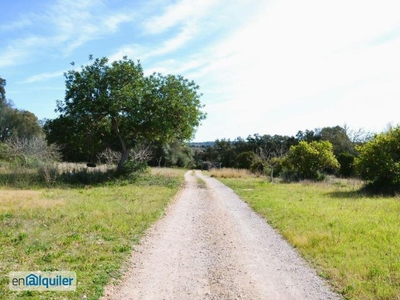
(101, 170, 340, 300)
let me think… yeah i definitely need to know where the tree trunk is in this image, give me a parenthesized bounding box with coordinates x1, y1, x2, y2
(112, 118, 130, 174)
(117, 147, 130, 173)
(157, 156, 162, 168)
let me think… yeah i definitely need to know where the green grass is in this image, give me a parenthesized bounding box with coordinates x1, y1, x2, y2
(0, 168, 185, 300)
(219, 177, 400, 300)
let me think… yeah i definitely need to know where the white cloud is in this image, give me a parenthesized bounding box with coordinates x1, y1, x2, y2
(190, 0, 400, 140)
(143, 0, 219, 34)
(0, 0, 136, 66)
(20, 71, 64, 84)
(0, 19, 32, 32)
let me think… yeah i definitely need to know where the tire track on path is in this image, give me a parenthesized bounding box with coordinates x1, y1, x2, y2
(102, 170, 340, 300)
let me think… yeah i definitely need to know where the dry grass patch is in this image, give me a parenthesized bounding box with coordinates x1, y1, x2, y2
(150, 167, 185, 178)
(210, 168, 251, 178)
(0, 190, 65, 211)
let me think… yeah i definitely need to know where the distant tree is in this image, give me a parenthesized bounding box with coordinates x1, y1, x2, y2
(235, 151, 256, 169)
(214, 139, 236, 168)
(355, 126, 400, 193)
(0, 76, 6, 103)
(343, 124, 373, 145)
(296, 129, 320, 143)
(319, 126, 353, 156)
(48, 56, 206, 173)
(283, 141, 339, 180)
(233, 136, 251, 153)
(150, 140, 194, 168)
(0, 80, 42, 142)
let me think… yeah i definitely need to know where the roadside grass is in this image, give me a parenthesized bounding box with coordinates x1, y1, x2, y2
(0, 167, 185, 300)
(219, 176, 400, 300)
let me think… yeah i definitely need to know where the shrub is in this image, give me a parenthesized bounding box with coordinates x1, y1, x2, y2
(337, 152, 355, 178)
(282, 141, 339, 180)
(355, 126, 400, 194)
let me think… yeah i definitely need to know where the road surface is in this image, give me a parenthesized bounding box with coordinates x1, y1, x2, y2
(101, 170, 340, 300)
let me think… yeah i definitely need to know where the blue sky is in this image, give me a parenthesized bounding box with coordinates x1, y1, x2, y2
(1, 0, 400, 142)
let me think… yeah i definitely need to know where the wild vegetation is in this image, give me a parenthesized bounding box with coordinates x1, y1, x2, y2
(194, 124, 400, 195)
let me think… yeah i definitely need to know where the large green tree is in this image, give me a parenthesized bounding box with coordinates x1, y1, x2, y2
(50, 56, 206, 172)
(355, 126, 400, 190)
(319, 126, 353, 156)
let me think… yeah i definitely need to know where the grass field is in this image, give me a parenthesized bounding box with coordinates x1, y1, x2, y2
(219, 176, 400, 300)
(0, 167, 185, 300)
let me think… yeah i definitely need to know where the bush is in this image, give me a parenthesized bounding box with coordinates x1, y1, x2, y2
(250, 158, 268, 175)
(355, 126, 400, 194)
(337, 152, 355, 177)
(121, 159, 148, 178)
(37, 163, 59, 185)
(282, 141, 339, 180)
(59, 168, 115, 185)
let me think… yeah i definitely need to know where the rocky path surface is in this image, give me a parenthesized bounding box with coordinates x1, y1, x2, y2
(101, 170, 340, 300)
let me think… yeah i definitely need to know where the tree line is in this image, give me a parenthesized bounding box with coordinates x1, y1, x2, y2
(1, 55, 400, 193)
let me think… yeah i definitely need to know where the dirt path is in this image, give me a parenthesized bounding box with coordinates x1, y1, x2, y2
(101, 170, 340, 300)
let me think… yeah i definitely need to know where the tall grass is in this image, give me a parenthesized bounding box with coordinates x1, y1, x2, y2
(0, 168, 185, 300)
(209, 167, 251, 178)
(220, 176, 400, 300)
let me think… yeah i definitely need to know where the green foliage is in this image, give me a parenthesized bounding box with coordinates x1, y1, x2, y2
(337, 152, 355, 177)
(355, 126, 400, 193)
(0, 101, 42, 142)
(151, 140, 194, 168)
(43, 115, 107, 162)
(283, 141, 340, 180)
(123, 159, 148, 176)
(250, 156, 268, 175)
(59, 168, 115, 185)
(1, 78, 42, 142)
(0, 76, 6, 103)
(49, 56, 206, 172)
(234, 151, 256, 169)
(319, 126, 353, 156)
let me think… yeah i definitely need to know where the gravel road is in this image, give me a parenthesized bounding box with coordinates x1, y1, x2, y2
(101, 170, 340, 300)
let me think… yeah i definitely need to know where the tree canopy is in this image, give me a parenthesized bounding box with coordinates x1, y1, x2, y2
(355, 126, 400, 192)
(46, 56, 206, 172)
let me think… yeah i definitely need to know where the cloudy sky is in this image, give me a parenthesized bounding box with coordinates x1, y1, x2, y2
(1, 0, 400, 142)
